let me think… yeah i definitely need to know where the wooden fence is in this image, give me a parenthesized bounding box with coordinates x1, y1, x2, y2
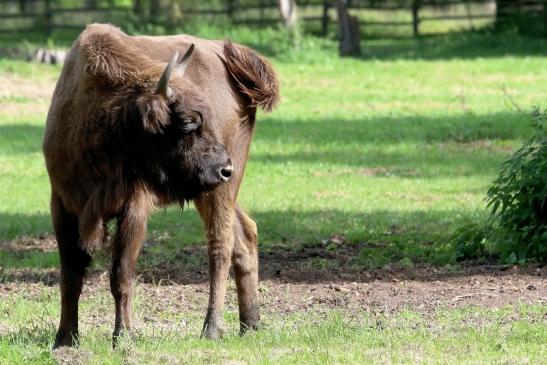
(0, 0, 544, 38)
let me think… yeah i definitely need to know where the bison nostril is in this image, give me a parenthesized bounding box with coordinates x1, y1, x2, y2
(219, 165, 233, 181)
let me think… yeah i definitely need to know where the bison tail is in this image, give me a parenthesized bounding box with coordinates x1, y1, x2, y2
(79, 215, 106, 254)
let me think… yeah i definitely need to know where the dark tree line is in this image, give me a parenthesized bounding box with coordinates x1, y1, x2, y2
(495, 0, 546, 35)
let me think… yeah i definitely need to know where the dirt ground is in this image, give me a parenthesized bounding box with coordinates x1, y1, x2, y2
(1, 236, 545, 322)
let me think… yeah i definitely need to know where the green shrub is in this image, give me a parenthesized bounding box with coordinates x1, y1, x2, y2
(450, 222, 490, 262)
(486, 108, 547, 264)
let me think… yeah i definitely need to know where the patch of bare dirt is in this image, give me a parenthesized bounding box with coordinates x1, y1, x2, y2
(73, 266, 547, 316)
(52, 347, 93, 365)
(0, 73, 55, 117)
(1, 268, 60, 286)
(0, 101, 50, 118)
(0, 235, 57, 252)
(312, 167, 421, 178)
(440, 139, 516, 154)
(1, 236, 545, 316)
(0, 74, 55, 101)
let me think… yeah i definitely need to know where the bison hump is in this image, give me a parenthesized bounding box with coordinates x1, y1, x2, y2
(79, 24, 145, 85)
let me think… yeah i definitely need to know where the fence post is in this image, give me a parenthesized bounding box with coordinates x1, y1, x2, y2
(412, 0, 420, 37)
(44, 0, 52, 37)
(322, 0, 330, 36)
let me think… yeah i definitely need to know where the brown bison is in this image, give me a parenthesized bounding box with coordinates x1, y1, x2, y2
(43, 24, 279, 348)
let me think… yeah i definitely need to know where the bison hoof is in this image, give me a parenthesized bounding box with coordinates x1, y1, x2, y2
(200, 309, 225, 339)
(239, 320, 260, 336)
(112, 328, 133, 348)
(201, 324, 225, 339)
(53, 330, 78, 349)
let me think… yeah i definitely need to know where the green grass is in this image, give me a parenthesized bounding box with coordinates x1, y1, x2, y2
(1, 29, 546, 363)
(1, 289, 545, 365)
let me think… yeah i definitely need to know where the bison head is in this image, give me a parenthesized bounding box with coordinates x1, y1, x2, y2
(114, 44, 233, 201)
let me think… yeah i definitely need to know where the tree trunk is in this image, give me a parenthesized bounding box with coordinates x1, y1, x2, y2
(336, 0, 360, 56)
(278, 0, 298, 28)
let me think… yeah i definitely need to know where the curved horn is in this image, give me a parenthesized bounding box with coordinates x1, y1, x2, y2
(155, 44, 195, 99)
(156, 50, 180, 98)
(174, 43, 195, 77)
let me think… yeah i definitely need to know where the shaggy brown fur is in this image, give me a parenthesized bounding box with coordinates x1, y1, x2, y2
(223, 41, 279, 112)
(43, 23, 279, 348)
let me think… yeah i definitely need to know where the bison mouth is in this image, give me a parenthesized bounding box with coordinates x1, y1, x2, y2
(147, 160, 233, 204)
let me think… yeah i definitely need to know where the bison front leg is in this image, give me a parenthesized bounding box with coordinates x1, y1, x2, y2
(232, 206, 260, 334)
(195, 195, 235, 339)
(52, 193, 92, 349)
(109, 191, 149, 346)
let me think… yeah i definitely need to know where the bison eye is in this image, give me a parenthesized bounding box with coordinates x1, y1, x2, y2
(177, 113, 202, 133)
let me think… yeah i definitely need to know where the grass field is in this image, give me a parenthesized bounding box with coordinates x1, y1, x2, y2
(0, 29, 546, 363)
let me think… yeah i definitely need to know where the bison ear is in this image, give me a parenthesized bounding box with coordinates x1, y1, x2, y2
(223, 41, 280, 112)
(133, 94, 171, 134)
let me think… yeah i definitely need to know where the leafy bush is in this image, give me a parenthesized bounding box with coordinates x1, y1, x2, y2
(450, 222, 491, 262)
(448, 109, 547, 264)
(486, 108, 547, 264)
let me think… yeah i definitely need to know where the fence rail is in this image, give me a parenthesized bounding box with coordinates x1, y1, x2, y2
(0, 0, 544, 38)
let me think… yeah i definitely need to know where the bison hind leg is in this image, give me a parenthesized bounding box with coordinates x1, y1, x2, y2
(232, 206, 260, 335)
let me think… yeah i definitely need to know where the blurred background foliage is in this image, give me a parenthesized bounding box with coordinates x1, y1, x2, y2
(0, 1, 545, 49)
